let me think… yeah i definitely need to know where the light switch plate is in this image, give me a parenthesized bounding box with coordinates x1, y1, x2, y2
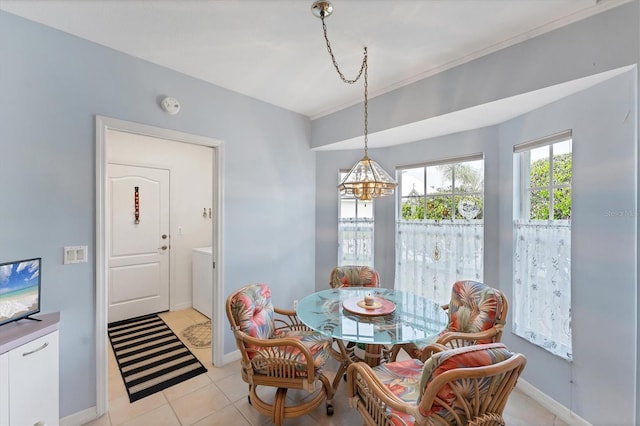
(64, 245, 88, 264)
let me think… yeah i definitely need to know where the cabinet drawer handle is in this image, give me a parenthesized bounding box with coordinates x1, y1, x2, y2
(22, 342, 48, 357)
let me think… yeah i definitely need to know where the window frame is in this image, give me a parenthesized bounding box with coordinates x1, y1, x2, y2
(397, 154, 484, 222)
(394, 155, 485, 304)
(512, 130, 573, 361)
(516, 133, 572, 222)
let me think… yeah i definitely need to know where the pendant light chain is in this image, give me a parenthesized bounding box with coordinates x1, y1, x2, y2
(313, 0, 396, 200)
(363, 53, 368, 156)
(320, 16, 366, 84)
(320, 15, 369, 156)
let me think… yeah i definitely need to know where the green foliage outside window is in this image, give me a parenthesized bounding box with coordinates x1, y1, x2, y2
(402, 195, 484, 220)
(401, 163, 483, 221)
(529, 153, 571, 220)
(400, 153, 571, 221)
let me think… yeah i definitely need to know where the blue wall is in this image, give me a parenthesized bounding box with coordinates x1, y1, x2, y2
(0, 11, 316, 418)
(317, 68, 638, 425)
(500, 69, 637, 425)
(316, 2, 639, 423)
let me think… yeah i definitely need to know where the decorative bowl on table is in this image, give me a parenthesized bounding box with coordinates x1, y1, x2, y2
(342, 295, 396, 316)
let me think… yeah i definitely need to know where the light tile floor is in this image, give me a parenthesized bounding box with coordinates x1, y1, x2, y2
(84, 308, 568, 426)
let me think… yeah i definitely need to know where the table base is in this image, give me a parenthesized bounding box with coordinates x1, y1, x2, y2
(329, 340, 390, 392)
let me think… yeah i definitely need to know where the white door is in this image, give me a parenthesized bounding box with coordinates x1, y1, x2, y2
(107, 164, 170, 323)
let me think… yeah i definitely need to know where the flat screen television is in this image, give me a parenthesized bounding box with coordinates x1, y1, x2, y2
(0, 257, 41, 326)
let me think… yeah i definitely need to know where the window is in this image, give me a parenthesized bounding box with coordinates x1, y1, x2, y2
(395, 156, 484, 304)
(338, 171, 374, 266)
(513, 131, 572, 360)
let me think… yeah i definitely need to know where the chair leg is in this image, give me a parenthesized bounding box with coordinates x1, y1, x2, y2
(248, 383, 331, 424)
(273, 387, 287, 426)
(331, 339, 359, 391)
(389, 344, 402, 362)
(332, 358, 348, 391)
(317, 371, 335, 415)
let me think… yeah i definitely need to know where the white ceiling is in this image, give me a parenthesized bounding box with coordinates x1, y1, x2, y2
(2, 0, 632, 150)
(1, 0, 629, 122)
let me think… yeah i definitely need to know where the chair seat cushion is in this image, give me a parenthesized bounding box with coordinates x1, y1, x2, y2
(372, 358, 424, 425)
(252, 329, 332, 375)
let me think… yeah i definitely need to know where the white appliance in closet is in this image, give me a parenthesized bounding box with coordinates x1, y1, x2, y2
(192, 247, 213, 318)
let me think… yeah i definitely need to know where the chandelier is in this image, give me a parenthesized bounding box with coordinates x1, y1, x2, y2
(311, 1, 397, 201)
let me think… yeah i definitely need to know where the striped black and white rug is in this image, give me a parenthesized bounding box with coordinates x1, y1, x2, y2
(108, 313, 208, 403)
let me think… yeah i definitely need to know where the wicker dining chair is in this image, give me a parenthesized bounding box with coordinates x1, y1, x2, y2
(327, 265, 388, 386)
(225, 283, 335, 425)
(347, 342, 527, 425)
(390, 280, 508, 362)
(330, 265, 380, 289)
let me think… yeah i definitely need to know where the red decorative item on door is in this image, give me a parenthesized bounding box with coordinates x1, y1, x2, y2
(134, 186, 140, 224)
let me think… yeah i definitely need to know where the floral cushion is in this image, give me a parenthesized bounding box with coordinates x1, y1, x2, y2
(229, 283, 331, 373)
(406, 280, 503, 358)
(330, 266, 379, 288)
(372, 358, 424, 425)
(373, 344, 514, 425)
(446, 280, 503, 339)
(229, 283, 276, 340)
(418, 343, 514, 420)
(255, 329, 331, 375)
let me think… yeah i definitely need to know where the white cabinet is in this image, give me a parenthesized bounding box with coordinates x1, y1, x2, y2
(0, 313, 60, 426)
(9, 331, 59, 425)
(0, 351, 8, 426)
(192, 247, 213, 318)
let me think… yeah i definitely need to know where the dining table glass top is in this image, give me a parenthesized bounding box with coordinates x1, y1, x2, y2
(296, 288, 448, 345)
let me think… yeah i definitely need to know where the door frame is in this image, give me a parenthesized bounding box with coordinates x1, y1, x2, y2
(95, 116, 224, 416)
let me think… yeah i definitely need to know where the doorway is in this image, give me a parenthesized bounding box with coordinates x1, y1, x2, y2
(95, 116, 224, 416)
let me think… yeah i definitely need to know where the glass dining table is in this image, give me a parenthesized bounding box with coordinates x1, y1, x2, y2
(296, 287, 448, 390)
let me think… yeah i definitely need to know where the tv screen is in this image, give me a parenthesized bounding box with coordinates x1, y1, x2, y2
(0, 257, 41, 326)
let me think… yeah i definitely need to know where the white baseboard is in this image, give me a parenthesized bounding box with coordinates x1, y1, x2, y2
(60, 406, 98, 426)
(516, 379, 591, 425)
(173, 301, 192, 311)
